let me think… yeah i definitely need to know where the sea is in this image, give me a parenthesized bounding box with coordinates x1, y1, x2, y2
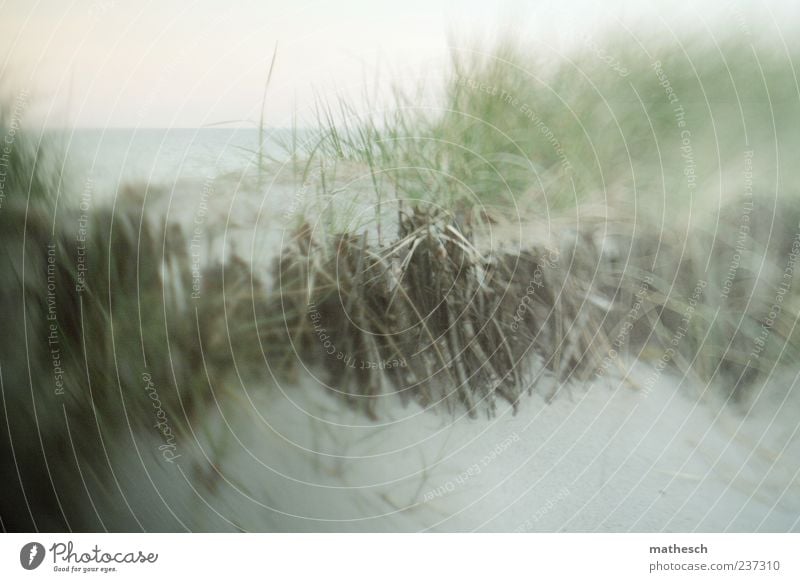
(54, 128, 298, 194)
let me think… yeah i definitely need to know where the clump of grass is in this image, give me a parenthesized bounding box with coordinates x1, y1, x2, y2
(0, 98, 64, 208)
(638, 192, 800, 400)
(285, 30, 800, 404)
(249, 205, 624, 418)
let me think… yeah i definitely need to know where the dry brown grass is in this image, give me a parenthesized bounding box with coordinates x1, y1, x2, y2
(247, 206, 624, 418)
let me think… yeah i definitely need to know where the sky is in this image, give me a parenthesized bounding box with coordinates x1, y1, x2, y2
(1, 0, 797, 128)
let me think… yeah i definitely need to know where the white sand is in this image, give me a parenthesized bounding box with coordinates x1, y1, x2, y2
(102, 361, 800, 532)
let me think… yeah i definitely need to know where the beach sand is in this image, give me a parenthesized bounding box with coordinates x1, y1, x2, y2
(93, 361, 800, 532)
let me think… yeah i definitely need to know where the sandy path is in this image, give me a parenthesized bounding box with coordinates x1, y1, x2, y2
(98, 362, 800, 532)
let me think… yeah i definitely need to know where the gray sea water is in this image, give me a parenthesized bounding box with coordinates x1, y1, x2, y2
(56, 128, 297, 194)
